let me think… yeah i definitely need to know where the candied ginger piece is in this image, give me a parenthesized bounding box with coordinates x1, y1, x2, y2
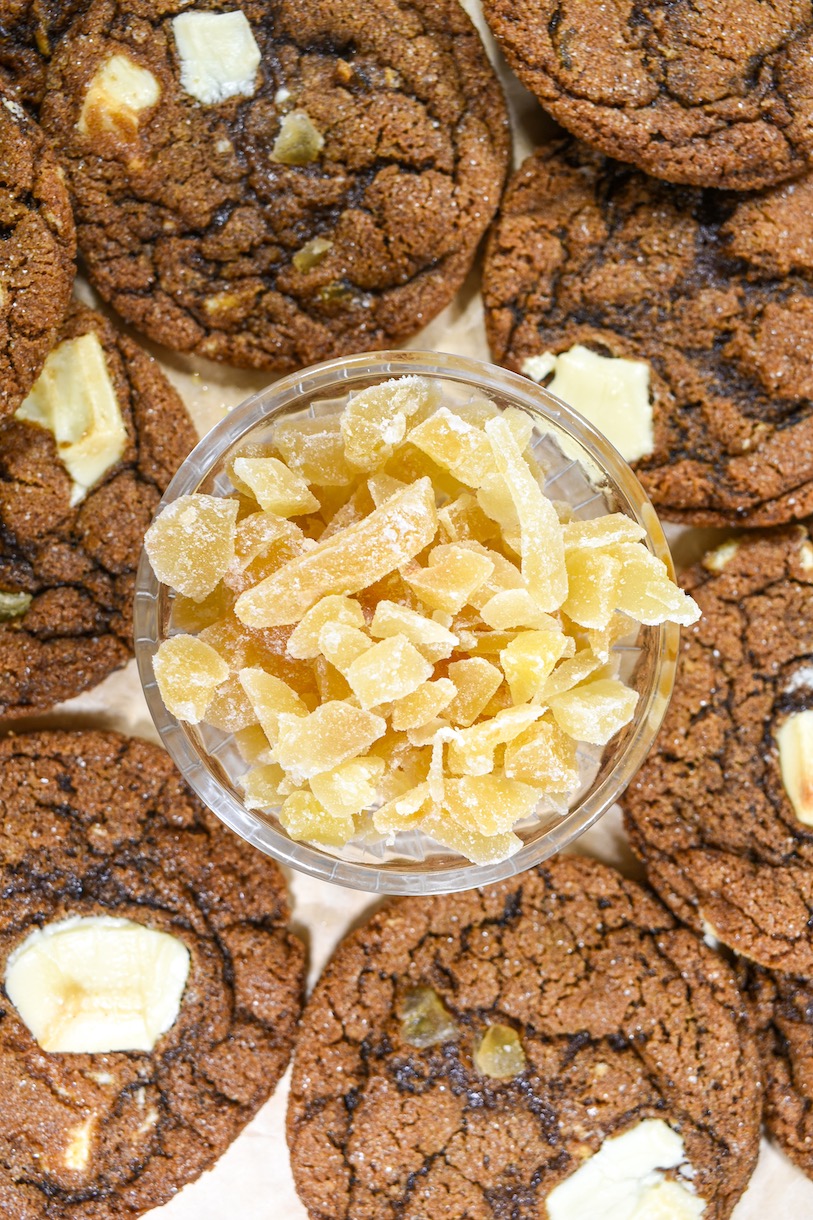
(199, 614, 315, 691)
(310, 756, 384, 817)
(234, 725, 274, 764)
(230, 456, 319, 517)
(400, 986, 458, 1048)
(403, 544, 494, 615)
(370, 732, 430, 800)
(609, 543, 701, 626)
(442, 774, 539, 835)
(475, 473, 521, 554)
(145, 494, 238, 601)
(241, 762, 287, 808)
(562, 513, 646, 550)
(420, 807, 521, 866)
(391, 678, 456, 731)
(504, 719, 580, 790)
(238, 667, 308, 745)
(153, 634, 228, 723)
(319, 484, 374, 539)
(466, 549, 525, 610)
(370, 600, 458, 662)
(550, 678, 639, 745)
(367, 471, 408, 506)
(500, 628, 572, 704)
(341, 376, 440, 470)
(345, 634, 432, 709)
(286, 594, 365, 659)
(279, 790, 356, 847)
(587, 612, 637, 661)
(170, 583, 235, 633)
(372, 781, 432, 833)
(562, 549, 622, 630)
(313, 655, 353, 702)
(408, 406, 493, 486)
(318, 622, 372, 673)
(447, 704, 544, 776)
(232, 512, 305, 571)
(274, 701, 386, 782)
(204, 673, 258, 732)
(541, 650, 604, 701)
(484, 416, 567, 612)
(474, 1025, 526, 1079)
(234, 478, 438, 627)
(480, 588, 559, 631)
(438, 493, 501, 546)
(446, 658, 503, 727)
(274, 414, 357, 486)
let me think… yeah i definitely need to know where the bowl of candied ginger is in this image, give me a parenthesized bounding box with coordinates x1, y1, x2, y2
(134, 351, 698, 894)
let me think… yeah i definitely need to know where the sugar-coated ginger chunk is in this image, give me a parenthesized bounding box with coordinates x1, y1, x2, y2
(153, 633, 229, 723)
(274, 414, 357, 486)
(408, 406, 493, 486)
(345, 634, 432, 709)
(230, 456, 319, 517)
(587, 612, 637, 661)
(420, 807, 522, 866)
(274, 701, 386, 782)
(370, 732, 430, 801)
(609, 544, 701, 626)
(199, 614, 314, 691)
(234, 478, 438, 627)
(233, 725, 274, 764)
(203, 673, 259, 732)
(231, 512, 305, 571)
(562, 549, 622, 630)
(286, 594, 366, 659)
(391, 678, 456, 731)
(279, 789, 356, 847)
(313, 655, 353, 702)
(500, 628, 572, 704)
(479, 588, 558, 632)
(442, 774, 539, 835)
(318, 483, 375, 539)
(467, 549, 526, 610)
(372, 782, 432, 834)
(541, 650, 605, 701)
(241, 762, 287, 808)
(438, 493, 501, 546)
(476, 472, 521, 553)
(370, 600, 458, 662)
(170, 584, 235, 633)
(367, 471, 408, 506)
(447, 704, 544, 776)
(145, 494, 238, 601)
(309, 756, 384, 817)
(238, 667, 308, 745)
(445, 658, 503, 727)
(504, 719, 580, 790)
(402, 544, 494, 615)
(550, 677, 639, 745)
(318, 622, 372, 673)
(341, 376, 440, 470)
(561, 513, 646, 550)
(484, 416, 567, 612)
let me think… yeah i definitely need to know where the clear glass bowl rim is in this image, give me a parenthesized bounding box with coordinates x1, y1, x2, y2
(134, 349, 678, 895)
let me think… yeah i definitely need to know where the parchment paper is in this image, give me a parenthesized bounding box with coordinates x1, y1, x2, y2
(18, 5, 813, 1212)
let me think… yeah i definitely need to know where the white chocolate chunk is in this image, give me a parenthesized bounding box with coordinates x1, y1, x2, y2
(523, 345, 654, 464)
(703, 539, 740, 572)
(78, 54, 160, 136)
(546, 1119, 705, 1220)
(172, 11, 261, 105)
(776, 710, 813, 826)
(64, 1117, 95, 1171)
(5, 916, 190, 1054)
(16, 333, 127, 505)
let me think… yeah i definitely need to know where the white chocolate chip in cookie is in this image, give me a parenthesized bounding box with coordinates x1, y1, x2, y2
(5, 916, 191, 1054)
(776, 709, 813, 826)
(522, 344, 654, 464)
(64, 1117, 95, 1171)
(78, 54, 161, 137)
(172, 10, 261, 105)
(15, 332, 128, 506)
(703, 539, 740, 572)
(546, 1119, 705, 1220)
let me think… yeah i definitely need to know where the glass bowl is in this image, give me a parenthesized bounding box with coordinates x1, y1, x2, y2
(134, 351, 678, 894)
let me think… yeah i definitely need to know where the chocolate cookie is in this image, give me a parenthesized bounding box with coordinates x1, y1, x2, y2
(0, 300, 197, 718)
(482, 0, 813, 190)
(40, 0, 509, 370)
(741, 963, 813, 1180)
(0, 728, 306, 1219)
(0, 0, 90, 108)
(287, 855, 760, 1220)
(623, 527, 813, 973)
(484, 137, 813, 527)
(0, 93, 75, 417)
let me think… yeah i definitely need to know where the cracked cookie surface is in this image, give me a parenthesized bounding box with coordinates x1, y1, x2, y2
(482, 0, 813, 190)
(0, 93, 75, 417)
(623, 528, 813, 972)
(0, 300, 197, 718)
(40, 0, 509, 370)
(287, 855, 760, 1220)
(0, 0, 90, 108)
(0, 728, 306, 1219)
(484, 137, 813, 527)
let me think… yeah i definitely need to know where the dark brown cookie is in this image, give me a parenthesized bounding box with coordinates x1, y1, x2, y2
(40, 0, 509, 371)
(484, 137, 813, 528)
(0, 93, 75, 417)
(0, 300, 197, 718)
(0, 0, 90, 108)
(0, 728, 306, 1219)
(287, 855, 760, 1220)
(623, 527, 813, 973)
(741, 963, 813, 1180)
(482, 0, 813, 190)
